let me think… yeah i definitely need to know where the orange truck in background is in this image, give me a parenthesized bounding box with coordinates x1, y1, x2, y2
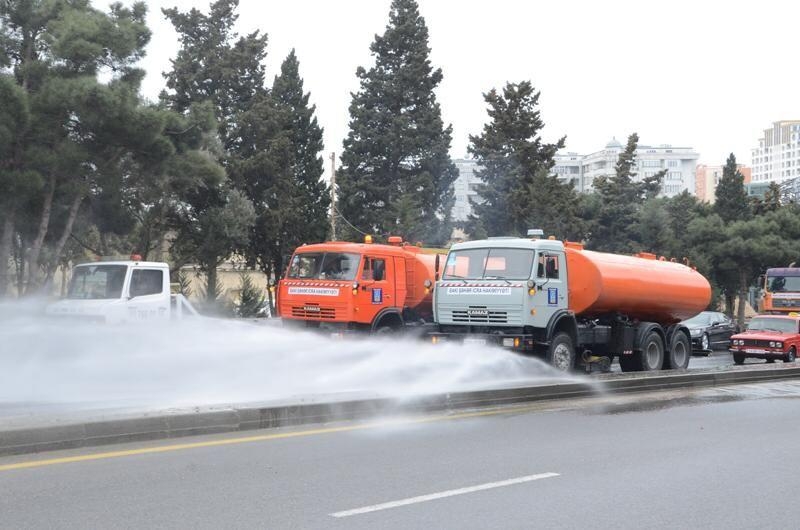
(277, 236, 442, 334)
(759, 267, 800, 314)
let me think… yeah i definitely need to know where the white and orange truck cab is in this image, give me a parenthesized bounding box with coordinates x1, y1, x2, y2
(759, 267, 800, 314)
(277, 236, 442, 334)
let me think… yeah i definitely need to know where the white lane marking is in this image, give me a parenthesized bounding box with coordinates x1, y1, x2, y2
(330, 472, 560, 518)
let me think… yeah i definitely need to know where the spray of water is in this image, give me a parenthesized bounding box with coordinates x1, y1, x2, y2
(0, 300, 581, 419)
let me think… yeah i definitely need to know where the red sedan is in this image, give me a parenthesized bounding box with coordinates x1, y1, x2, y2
(729, 314, 800, 365)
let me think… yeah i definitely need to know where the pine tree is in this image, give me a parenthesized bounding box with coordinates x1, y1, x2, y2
(337, 0, 457, 244)
(466, 81, 567, 238)
(271, 50, 330, 245)
(590, 133, 665, 252)
(236, 273, 265, 318)
(714, 153, 750, 223)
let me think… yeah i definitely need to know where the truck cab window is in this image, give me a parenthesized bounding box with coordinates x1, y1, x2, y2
(130, 269, 163, 297)
(538, 254, 560, 279)
(362, 258, 386, 281)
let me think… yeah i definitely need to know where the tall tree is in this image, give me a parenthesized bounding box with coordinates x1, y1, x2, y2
(162, 0, 267, 151)
(589, 133, 665, 253)
(163, 0, 262, 303)
(0, 0, 160, 294)
(714, 153, 750, 223)
(337, 0, 457, 244)
(466, 81, 567, 238)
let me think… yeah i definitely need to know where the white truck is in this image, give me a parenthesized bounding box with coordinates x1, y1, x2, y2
(46, 258, 197, 323)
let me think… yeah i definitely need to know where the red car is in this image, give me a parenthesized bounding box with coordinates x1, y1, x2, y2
(729, 314, 800, 365)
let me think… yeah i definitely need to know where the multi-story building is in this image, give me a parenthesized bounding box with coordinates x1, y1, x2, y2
(451, 159, 481, 222)
(751, 120, 800, 185)
(696, 164, 752, 204)
(451, 138, 699, 221)
(579, 139, 699, 197)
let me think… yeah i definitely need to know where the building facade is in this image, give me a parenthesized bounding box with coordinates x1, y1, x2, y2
(452, 138, 699, 221)
(696, 164, 752, 204)
(577, 139, 699, 196)
(751, 120, 800, 186)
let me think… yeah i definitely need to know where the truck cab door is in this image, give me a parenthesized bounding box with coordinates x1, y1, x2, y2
(531, 251, 568, 327)
(127, 268, 169, 321)
(360, 256, 396, 323)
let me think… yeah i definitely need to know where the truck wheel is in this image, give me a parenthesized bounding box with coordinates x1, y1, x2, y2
(733, 354, 745, 365)
(785, 347, 797, 363)
(665, 331, 691, 370)
(547, 333, 576, 372)
(638, 331, 665, 371)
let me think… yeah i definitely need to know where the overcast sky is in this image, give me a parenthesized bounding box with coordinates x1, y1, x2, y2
(107, 0, 799, 178)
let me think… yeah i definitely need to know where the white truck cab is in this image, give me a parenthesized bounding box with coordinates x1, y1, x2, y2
(46, 259, 197, 324)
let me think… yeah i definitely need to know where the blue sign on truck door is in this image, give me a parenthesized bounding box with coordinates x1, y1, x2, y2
(547, 288, 558, 305)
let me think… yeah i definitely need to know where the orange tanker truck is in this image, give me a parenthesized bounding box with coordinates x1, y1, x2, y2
(277, 236, 441, 334)
(431, 231, 712, 372)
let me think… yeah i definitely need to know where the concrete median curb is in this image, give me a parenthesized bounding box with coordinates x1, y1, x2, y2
(3, 364, 800, 456)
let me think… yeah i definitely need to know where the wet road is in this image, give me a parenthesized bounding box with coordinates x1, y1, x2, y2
(2, 380, 800, 529)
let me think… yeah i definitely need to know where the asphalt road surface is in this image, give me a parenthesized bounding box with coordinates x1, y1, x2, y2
(2, 380, 800, 529)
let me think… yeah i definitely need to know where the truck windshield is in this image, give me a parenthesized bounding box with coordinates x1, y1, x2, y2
(443, 248, 534, 280)
(747, 317, 798, 333)
(67, 265, 128, 300)
(766, 275, 800, 292)
(287, 252, 360, 281)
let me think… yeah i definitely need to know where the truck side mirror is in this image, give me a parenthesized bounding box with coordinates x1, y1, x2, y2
(434, 254, 440, 281)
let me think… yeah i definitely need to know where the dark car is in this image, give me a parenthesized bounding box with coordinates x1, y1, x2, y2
(681, 311, 738, 355)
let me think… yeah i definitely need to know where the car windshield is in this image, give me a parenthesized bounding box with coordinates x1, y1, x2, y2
(287, 252, 360, 281)
(66, 265, 128, 300)
(683, 312, 712, 326)
(443, 248, 535, 280)
(766, 275, 800, 292)
(746, 317, 798, 333)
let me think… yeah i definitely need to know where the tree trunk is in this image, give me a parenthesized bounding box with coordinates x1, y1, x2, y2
(43, 194, 83, 287)
(25, 174, 56, 294)
(206, 265, 218, 304)
(737, 271, 748, 328)
(0, 212, 14, 297)
(724, 293, 735, 318)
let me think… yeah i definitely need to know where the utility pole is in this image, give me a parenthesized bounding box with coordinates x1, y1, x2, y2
(329, 151, 337, 240)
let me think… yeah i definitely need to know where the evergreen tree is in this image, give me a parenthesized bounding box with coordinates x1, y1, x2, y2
(714, 153, 750, 223)
(753, 181, 781, 215)
(236, 273, 265, 318)
(337, 0, 457, 244)
(466, 81, 567, 238)
(162, 0, 267, 150)
(590, 133, 665, 252)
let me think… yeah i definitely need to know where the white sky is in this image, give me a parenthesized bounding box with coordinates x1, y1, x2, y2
(105, 0, 799, 179)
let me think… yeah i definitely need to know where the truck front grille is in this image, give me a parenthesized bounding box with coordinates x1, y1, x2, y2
(772, 298, 800, 308)
(291, 305, 336, 319)
(450, 306, 508, 324)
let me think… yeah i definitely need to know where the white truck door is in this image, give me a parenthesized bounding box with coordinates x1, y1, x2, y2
(127, 267, 170, 321)
(531, 251, 568, 326)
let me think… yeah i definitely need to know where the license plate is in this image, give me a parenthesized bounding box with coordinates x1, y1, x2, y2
(745, 348, 767, 354)
(464, 338, 487, 346)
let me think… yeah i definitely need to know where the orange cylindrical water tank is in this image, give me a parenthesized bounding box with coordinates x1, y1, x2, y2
(565, 247, 711, 323)
(401, 247, 439, 312)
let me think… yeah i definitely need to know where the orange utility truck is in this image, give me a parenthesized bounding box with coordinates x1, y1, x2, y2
(277, 236, 440, 334)
(431, 232, 712, 372)
(758, 267, 800, 314)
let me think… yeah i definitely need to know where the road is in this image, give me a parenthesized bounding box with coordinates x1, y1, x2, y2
(2, 380, 799, 529)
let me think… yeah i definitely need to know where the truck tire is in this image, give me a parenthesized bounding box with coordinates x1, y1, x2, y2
(547, 333, 576, 372)
(665, 331, 691, 370)
(623, 331, 664, 372)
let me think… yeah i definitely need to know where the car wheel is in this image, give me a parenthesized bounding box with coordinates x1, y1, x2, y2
(733, 354, 746, 365)
(785, 347, 797, 363)
(701, 333, 710, 351)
